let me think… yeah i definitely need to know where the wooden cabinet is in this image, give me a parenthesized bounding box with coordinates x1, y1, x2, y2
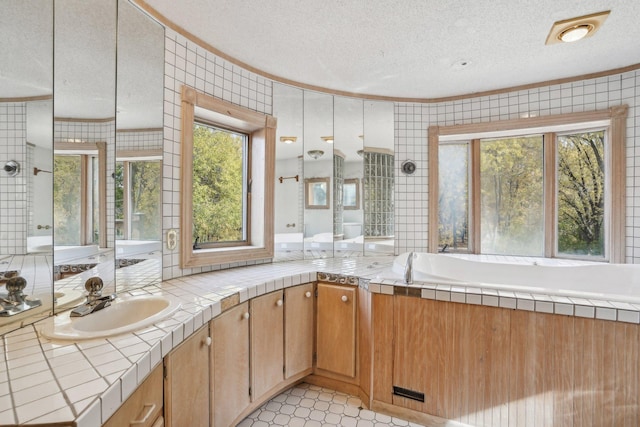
(211, 302, 250, 427)
(164, 324, 210, 427)
(103, 363, 163, 427)
(250, 290, 284, 401)
(284, 282, 314, 379)
(316, 283, 357, 378)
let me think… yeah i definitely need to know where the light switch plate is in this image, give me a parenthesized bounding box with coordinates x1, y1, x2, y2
(167, 229, 177, 250)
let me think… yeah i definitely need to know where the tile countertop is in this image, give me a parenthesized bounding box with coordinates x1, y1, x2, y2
(4, 254, 639, 426)
(0, 256, 394, 427)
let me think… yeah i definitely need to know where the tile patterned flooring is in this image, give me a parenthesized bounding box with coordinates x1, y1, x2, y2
(238, 383, 425, 427)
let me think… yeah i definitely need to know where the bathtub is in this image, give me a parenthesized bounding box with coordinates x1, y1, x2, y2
(27, 235, 53, 253)
(392, 252, 640, 304)
(116, 240, 162, 258)
(274, 233, 304, 251)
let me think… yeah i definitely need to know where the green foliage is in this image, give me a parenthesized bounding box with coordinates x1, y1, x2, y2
(192, 124, 245, 244)
(480, 136, 544, 255)
(557, 131, 605, 256)
(130, 161, 161, 240)
(53, 156, 82, 245)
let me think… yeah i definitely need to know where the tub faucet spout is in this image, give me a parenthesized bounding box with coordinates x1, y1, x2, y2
(404, 252, 415, 284)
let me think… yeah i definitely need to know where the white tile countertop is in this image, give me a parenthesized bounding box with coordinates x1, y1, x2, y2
(0, 257, 393, 426)
(3, 254, 640, 426)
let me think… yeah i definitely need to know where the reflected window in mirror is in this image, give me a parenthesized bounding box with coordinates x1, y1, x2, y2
(180, 86, 276, 268)
(192, 123, 248, 247)
(305, 178, 330, 209)
(53, 142, 106, 247)
(115, 156, 161, 241)
(343, 178, 360, 210)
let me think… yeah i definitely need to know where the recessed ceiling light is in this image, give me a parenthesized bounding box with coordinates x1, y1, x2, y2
(546, 10, 609, 45)
(279, 136, 297, 144)
(321, 136, 334, 144)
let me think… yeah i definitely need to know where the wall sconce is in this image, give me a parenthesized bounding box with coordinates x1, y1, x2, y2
(3, 160, 20, 177)
(307, 150, 324, 159)
(280, 136, 297, 144)
(321, 136, 333, 144)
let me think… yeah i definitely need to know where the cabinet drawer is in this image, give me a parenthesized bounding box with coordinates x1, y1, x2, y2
(103, 364, 163, 427)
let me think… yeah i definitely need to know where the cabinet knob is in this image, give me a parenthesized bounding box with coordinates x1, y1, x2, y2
(305, 291, 312, 298)
(276, 299, 283, 307)
(341, 295, 348, 303)
(243, 312, 250, 320)
(205, 336, 212, 347)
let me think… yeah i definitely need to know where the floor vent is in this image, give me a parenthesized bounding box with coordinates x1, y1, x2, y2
(392, 386, 425, 402)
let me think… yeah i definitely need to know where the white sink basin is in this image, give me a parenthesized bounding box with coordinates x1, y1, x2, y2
(40, 295, 181, 340)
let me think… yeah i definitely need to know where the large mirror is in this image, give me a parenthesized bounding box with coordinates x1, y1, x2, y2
(303, 91, 334, 258)
(273, 84, 304, 261)
(363, 101, 395, 255)
(52, 0, 117, 307)
(0, 0, 54, 332)
(334, 97, 364, 258)
(115, 0, 164, 292)
(272, 84, 395, 261)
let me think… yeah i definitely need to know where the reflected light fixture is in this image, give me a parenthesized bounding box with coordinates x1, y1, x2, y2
(545, 11, 609, 45)
(307, 150, 324, 159)
(321, 136, 334, 144)
(356, 149, 364, 157)
(280, 136, 297, 144)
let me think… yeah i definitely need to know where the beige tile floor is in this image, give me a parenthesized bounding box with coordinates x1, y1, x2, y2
(238, 383, 425, 427)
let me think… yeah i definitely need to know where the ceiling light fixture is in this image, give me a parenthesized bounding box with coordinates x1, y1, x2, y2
(307, 150, 324, 159)
(280, 136, 297, 144)
(545, 10, 609, 45)
(321, 136, 334, 144)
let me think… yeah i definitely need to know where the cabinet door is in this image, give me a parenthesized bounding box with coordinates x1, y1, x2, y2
(164, 325, 210, 427)
(285, 283, 314, 379)
(251, 290, 284, 401)
(316, 283, 357, 377)
(211, 302, 250, 427)
(103, 363, 163, 427)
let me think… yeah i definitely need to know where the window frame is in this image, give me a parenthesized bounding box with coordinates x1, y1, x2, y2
(53, 141, 107, 248)
(428, 105, 628, 262)
(115, 149, 162, 241)
(180, 85, 276, 268)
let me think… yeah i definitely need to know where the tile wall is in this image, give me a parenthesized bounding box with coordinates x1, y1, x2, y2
(162, 29, 272, 280)
(160, 26, 640, 279)
(394, 71, 640, 262)
(116, 130, 162, 151)
(0, 103, 27, 254)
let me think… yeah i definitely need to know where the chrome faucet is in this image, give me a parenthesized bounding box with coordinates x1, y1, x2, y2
(70, 277, 116, 317)
(404, 252, 415, 284)
(0, 276, 42, 317)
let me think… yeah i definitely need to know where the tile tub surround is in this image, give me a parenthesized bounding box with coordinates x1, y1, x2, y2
(2, 254, 640, 426)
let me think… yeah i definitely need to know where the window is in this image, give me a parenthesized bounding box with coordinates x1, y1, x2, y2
(53, 142, 107, 247)
(180, 85, 276, 268)
(305, 177, 330, 209)
(343, 178, 360, 210)
(115, 157, 161, 241)
(192, 123, 248, 246)
(429, 106, 627, 262)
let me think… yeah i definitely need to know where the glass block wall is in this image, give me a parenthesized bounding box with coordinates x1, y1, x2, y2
(363, 151, 394, 238)
(333, 153, 344, 237)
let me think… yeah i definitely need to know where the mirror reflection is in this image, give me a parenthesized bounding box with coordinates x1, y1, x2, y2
(272, 83, 395, 261)
(305, 178, 330, 208)
(0, 0, 54, 331)
(115, 0, 164, 291)
(363, 101, 395, 255)
(303, 91, 334, 259)
(273, 84, 304, 262)
(52, 0, 117, 307)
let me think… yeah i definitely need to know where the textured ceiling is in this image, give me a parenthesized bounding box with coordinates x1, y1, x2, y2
(143, 0, 640, 99)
